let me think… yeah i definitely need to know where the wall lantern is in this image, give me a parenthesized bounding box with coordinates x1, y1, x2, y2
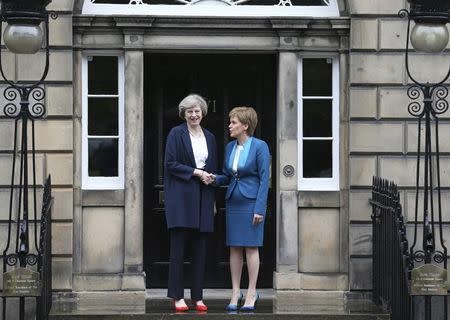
(407, 0, 450, 52)
(0, 1, 56, 319)
(399, 1, 450, 320)
(1, 0, 53, 54)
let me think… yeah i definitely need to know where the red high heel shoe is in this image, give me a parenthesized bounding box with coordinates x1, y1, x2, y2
(192, 301, 208, 312)
(173, 299, 189, 312)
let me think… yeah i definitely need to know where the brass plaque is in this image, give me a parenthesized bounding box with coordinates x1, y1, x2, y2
(3, 268, 40, 297)
(411, 264, 448, 296)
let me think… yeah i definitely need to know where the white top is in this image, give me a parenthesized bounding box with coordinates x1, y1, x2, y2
(232, 145, 244, 173)
(190, 134, 208, 169)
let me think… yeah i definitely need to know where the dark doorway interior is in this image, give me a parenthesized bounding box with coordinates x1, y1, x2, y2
(143, 53, 277, 288)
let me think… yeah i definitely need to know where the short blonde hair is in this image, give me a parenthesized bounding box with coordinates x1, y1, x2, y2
(178, 94, 208, 119)
(229, 106, 258, 136)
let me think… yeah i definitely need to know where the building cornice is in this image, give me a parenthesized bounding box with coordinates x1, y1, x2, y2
(73, 15, 350, 33)
(72, 15, 350, 51)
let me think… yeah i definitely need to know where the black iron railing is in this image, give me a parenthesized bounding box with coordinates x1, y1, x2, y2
(370, 177, 412, 320)
(1, 175, 53, 320)
(37, 175, 53, 320)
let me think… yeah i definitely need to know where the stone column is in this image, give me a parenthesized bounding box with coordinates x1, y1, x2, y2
(123, 32, 145, 291)
(72, 42, 83, 276)
(274, 50, 300, 288)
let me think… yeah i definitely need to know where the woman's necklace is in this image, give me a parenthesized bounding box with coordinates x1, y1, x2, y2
(188, 128, 203, 138)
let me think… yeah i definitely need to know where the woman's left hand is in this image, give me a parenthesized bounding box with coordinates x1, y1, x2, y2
(252, 213, 264, 225)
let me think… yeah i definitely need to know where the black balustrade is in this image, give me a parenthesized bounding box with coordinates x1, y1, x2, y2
(1, 175, 53, 320)
(36, 176, 53, 320)
(370, 177, 412, 320)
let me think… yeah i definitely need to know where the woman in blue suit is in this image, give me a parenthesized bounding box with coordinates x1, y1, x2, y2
(214, 107, 270, 312)
(164, 94, 217, 312)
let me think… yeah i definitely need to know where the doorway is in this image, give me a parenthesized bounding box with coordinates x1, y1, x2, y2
(143, 53, 277, 288)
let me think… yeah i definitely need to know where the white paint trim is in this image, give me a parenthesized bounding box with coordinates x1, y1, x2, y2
(298, 56, 339, 191)
(82, 54, 125, 190)
(82, 1, 339, 17)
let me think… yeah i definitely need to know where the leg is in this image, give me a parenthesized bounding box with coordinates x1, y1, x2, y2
(229, 246, 244, 305)
(190, 230, 207, 302)
(243, 247, 260, 307)
(168, 228, 187, 306)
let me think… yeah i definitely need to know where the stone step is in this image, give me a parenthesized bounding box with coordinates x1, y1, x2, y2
(49, 290, 389, 320)
(50, 313, 389, 320)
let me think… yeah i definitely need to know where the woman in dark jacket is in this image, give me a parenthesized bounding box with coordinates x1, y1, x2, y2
(164, 94, 217, 312)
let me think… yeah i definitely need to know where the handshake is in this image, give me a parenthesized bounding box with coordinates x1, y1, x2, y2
(194, 169, 216, 185)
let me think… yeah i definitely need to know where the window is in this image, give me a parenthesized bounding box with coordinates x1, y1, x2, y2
(298, 57, 339, 191)
(82, 0, 339, 17)
(82, 54, 124, 190)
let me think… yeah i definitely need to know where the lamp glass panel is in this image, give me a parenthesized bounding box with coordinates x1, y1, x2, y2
(410, 23, 449, 53)
(303, 99, 332, 137)
(88, 98, 118, 135)
(303, 58, 332, 96)
(88, 56, 118, 94)
(303, 140, 332, 178)
(88, 138, 119, 176)
(3, 24, 43, 54)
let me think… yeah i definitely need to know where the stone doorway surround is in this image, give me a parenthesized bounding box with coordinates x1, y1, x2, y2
(71, 6, 350, 310)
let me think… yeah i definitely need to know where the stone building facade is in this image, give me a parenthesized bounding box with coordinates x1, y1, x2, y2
(0, 0, 449, 314)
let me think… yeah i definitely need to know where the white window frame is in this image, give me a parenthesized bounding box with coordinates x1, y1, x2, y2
(298, 56, 339, 191)
(82, 1, 339, 17)
(82, 53, 125, 190)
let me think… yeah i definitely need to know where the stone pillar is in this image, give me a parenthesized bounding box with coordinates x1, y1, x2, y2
(274, 39, 348, 311)
(123, 32, 145, 291)
(69, 32, 145, 310)
(274, 50, 300, 288)
(73, 41, 83, 276)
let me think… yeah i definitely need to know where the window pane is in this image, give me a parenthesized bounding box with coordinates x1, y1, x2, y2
(303, 58, 332, 96)
(91, 0, 329, 4)
(88, 138, 118, 177)
(88, 98, 119, 135)
(88, 56, 118, 94)
(303, 140, 332, 178)
(303, 99, 332, 137)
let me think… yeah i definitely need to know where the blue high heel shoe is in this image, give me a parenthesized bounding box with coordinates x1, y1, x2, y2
(225, 292, 243, 311)
(239, 292, 259, 312)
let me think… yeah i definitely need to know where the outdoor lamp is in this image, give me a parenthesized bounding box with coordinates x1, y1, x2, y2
(0, 0, 52, 54)
(410, 23, 449, 53)
(407, 0, 450, 52)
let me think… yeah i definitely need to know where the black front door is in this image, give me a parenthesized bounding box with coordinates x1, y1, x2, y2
(143, 53, 276, 288)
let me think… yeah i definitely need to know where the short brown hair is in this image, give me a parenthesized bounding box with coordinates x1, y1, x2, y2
(229, 106, 258, 136)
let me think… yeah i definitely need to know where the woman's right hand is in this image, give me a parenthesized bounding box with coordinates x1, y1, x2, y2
(201, 172, 215, 185)
(202, 173, 215, 185)
(193, 169, 214, 185)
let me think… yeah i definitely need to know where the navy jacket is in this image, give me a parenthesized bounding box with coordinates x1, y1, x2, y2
(164, 122, 218, 232)
(215, 137, 270, 216)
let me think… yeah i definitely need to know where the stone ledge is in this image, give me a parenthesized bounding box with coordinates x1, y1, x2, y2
(298, 191, 340, 208)
(275, 290, 346, 313)
(73, 273, 145, 291)
(78, 291, 145, 306)
(274, 272, 349, 291)
(82, 190, 125, 206)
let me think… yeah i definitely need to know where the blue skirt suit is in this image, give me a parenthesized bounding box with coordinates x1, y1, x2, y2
(215, 137, 270, 247)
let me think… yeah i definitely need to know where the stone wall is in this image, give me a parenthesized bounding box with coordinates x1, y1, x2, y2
(348, 0, 450, 292)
